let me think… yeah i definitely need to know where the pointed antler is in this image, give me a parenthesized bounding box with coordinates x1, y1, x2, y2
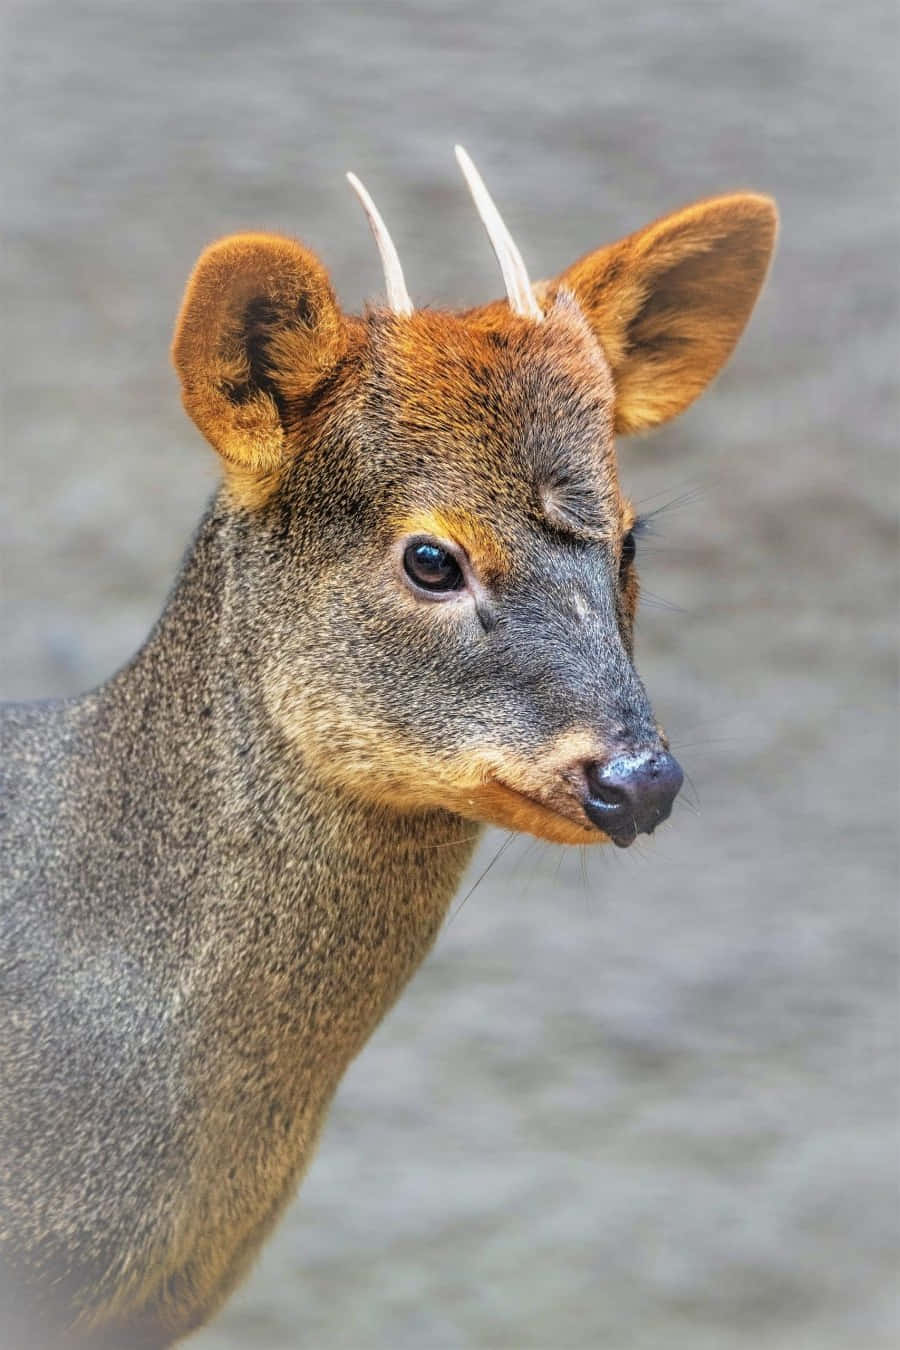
(454, 145, 542, 322)
(346, 172, 414, 317)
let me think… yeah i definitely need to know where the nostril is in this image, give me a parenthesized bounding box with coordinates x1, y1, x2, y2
(583, 762, 635, 840)
(584, 762, 626, 807)
(591, 781, 628, 808)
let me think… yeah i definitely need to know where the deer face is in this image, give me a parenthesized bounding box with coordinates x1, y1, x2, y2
(173, 153, 776, 845)
(298, 297, 676, 847)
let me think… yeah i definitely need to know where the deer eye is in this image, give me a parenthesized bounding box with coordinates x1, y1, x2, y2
(403, 539, 465, 593)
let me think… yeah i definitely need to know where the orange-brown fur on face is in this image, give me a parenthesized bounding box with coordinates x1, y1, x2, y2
(392, 508, 510, 581)
(460, 783, 598, 845)
(452, 730, 621, 844)
(172, 194, 776, 504)
(374, 296, 622, 541)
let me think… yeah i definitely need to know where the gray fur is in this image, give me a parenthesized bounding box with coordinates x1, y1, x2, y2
(1, 500, 482, 1346)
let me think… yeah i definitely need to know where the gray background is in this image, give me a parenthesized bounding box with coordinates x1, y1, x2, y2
(1, 1, 897, 1347)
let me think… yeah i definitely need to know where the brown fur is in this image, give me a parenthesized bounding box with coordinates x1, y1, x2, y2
(172, 233, 352, 486)
(1, 181, 776, 1347)
(557, 193, 778, 432)
(392, 508, 511, 580)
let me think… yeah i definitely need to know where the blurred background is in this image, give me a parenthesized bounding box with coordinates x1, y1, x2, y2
(1, 1, 897, 1347)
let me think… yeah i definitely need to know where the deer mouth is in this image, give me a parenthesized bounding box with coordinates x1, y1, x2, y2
(483, 780, 653, 850)
(462, 779, 606, 847)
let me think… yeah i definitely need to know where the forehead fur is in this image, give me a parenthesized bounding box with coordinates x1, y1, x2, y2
(364, 290, 622, 537)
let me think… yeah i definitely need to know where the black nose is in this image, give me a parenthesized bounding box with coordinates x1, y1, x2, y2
(583, 750, 684, 846)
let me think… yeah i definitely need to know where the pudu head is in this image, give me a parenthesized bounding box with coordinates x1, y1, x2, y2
(172, 149, 777, 847)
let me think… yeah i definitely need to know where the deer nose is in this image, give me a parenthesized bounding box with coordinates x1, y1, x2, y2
(583, 750, 683, 846)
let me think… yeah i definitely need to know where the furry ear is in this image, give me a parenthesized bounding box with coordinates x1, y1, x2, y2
(557, 194, 778, 434)
(172, 233, 346, 474)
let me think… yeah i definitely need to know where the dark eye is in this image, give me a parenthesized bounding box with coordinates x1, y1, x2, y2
(620, 529, 636, 570)
(403, 539, 464, 593)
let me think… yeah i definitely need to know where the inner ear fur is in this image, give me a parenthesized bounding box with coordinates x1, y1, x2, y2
(557, 193, 778, 434)
(172, 233, 346, 475)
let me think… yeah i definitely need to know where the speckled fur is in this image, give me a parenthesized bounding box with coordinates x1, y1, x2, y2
(0, 188, 776, 1347)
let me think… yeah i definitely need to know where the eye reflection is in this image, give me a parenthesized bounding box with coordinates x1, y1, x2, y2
(402, 539, 465, 593)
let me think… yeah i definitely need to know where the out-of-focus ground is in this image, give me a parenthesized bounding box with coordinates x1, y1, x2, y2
(1, 2, 897, 1347)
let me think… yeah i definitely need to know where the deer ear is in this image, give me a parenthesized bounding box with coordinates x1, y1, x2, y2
(172, 233, 346, 474)
(557, 194, 777, 434)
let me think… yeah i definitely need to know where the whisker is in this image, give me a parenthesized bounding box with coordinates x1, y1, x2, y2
(681, 766, 702, 810)
(513, 834, 545, 867)
(447, 831, 516, 923)
(413, 830, 485, 851)
(574, 845, 595, 919)
(638, 588, 688, 614)
(674, 793, 701, 818)
(632, 476, 705, 508)
(516, 839, 554, 900)
(667, 736, 754, 752)
(582, 844, 605, 900)
(634, 478, 712, 523)
(630, 541, 695, 556)
(668, 710, 748, 736)
(643, 495, 707, 523)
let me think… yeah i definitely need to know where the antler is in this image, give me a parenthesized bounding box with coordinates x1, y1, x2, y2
(454, 145, 543, 322)
(346, 172, 414, 317)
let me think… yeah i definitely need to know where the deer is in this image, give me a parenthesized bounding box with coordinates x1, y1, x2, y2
(0, 147, 777, 1347)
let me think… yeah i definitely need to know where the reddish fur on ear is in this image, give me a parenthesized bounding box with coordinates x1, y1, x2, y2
(557, 193, 778, 434)
(172, 233, 346, 476)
